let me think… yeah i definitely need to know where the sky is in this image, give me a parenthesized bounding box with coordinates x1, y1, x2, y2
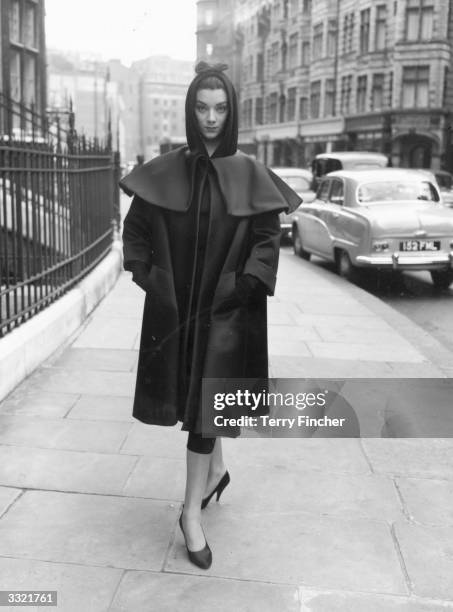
(45, 0, 197, 65)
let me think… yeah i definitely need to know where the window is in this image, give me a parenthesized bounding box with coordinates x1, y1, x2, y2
(10, 50, 21, 101)
(343, 12, 354, 53)
(9, 0, 20, 43)
(388, 71, 393, 107)
(301, 41, 310, 66)
(299, 96, 308, 120)
(279, 94, 286, 122)
(206, 43, 213, 56)
(360, 9, 370, 53)
(327, 20, 337, 56)
(371, 73, 384, 110)
(317, 180, 331, 202)
(205, 9, 214, 26)
(402, 66, 429, 108)
(23, 54, 37, 105)
(24, 1, 37, 47)
(340, 75, 352, 115)
(269, 92, 278, 123)
(271, 42, 279, 74)
(287, 87, 297, 120)
(256, 97, 263, 124)
(406, 0, 433, 41)
(325, 79, 335, 116)
(310, 81, 321, 118)
(281, 41, 287, 71)
(290, 0, 299, 18)
(289, 33, 298, 69)
(303, 0, 311, 12)
(313, 23, 323, 60)
(356, 76, 367, 113)
(329, 179, 344, 204)
(375, 5, 387, 50)
(257, 53, 264, 81)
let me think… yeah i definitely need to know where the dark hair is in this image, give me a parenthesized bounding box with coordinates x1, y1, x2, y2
(194, 61, 228, 92)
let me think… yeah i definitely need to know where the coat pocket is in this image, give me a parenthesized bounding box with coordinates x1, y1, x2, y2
(212, 270, 239, 315)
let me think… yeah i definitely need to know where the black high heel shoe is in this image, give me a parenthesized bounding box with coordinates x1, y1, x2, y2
(201, 470, 230, 510)
(179, 514, 212, 569)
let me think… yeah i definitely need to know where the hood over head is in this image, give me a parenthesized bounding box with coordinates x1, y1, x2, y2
(185, 61, 238, 158)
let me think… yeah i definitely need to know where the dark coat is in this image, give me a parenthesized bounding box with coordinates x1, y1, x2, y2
(121, 146, 301, 433)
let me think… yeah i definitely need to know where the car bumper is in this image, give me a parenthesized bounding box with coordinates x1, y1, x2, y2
(356, 251, 453, 270)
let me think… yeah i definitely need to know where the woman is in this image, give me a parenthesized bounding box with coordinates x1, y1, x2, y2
(120, 62, 300, 569)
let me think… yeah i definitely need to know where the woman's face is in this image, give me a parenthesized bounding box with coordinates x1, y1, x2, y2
(194, 88, 228, 144)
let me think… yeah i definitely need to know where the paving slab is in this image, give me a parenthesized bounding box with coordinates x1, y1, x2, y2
(216, 462, 402, 522)
(229, 437, 371, 474)
(295, 588, 453, 611)
(361, 440, 453, 479)
(306, 340, 425, 363)
(0, 390, 79, 418)
(268, 339, 312, 357)
(120, 422, 187, 458)
(269, 355, 396, 378)
(0, 415, 132, 453)
(123, 456, 185, 500)
(395, 521, 453, 600)
(0, 446, 138, 495)
(67, 395, 134, 422)
(0, 557, 122, 612)
(93, 295, 144, 319)
(0, 486, 21, 516)
(268, 324, 321, 342)
(166, 512, 408, 595)
(20, 368, 135, 397)
(395, 478, 453, 526)
(110, 571, 300, 612)
(0, 490, 179, 571)
(48, 348, 137, 372)
(72, 317, 140, 349)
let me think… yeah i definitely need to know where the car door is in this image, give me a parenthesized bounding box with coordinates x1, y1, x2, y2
(299, 178, 331, 253)
(316, 178, 346, 257)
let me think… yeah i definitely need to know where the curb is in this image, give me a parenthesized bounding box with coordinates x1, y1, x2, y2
(0, 240, 123, 402)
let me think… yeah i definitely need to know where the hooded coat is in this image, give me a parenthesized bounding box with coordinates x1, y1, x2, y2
(120, 65, 301, 434)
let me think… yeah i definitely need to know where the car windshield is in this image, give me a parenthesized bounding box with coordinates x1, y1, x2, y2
(357, 180, 439, 204)
(279, 176, 310, 191)
(436, 173, 453, 190)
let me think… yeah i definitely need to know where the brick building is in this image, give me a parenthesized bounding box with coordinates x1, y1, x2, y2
(204, 0, 453, 171)
(0, 0, 47, 132)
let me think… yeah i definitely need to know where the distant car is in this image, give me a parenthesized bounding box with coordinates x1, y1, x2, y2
(270, 167, 316, 240)
(311, 151, 389, 191)
(434, 170, 453, 207)
(291, 168, 453, 289)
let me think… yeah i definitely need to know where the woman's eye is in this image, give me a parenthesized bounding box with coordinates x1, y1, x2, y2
(217, 106, 227, 113)
(196, 105, 206, 112)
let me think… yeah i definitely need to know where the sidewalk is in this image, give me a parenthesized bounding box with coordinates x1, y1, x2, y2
(0, 248, 453, 611)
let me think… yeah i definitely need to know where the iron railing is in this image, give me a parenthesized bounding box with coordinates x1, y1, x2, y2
(0, 94, 121, 337)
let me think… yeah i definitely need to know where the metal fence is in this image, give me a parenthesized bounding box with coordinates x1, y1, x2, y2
(0, 94, 121, 338)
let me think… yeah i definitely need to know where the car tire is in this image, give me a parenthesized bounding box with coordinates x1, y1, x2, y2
(293, 227, 310, 260)
(430, 270, 453, 290)
(337, 250, 360, 283)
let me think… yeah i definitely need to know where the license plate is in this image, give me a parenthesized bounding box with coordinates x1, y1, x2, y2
(400, 240, 440, 252)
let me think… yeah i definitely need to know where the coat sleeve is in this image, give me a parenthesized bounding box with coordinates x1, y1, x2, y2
(122, 196, 153, 272)
(241, 210, 281, 296)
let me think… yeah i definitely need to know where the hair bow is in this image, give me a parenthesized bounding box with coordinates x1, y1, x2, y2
(195, 61, 229, 74)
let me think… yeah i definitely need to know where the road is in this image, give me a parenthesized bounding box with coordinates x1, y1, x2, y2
(281, 245, 453, 354)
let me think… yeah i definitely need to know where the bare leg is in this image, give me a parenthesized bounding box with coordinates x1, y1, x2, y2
(181, 449, 211, 550)
(204, 438, 227, 498)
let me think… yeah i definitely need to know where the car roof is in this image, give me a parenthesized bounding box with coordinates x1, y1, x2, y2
(314, 151, 387, 161)
(271, 166, 312, 176)
(325, 168, 439, 182)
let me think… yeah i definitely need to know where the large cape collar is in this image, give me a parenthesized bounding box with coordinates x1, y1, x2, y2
(119, 146, 302, 216)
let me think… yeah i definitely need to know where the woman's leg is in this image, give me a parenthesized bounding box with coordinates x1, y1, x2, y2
(204, 438, 227, 497)
(182, 435, 215, 551)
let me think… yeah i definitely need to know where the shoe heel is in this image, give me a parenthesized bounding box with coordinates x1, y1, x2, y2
(215, 471, 230, 502)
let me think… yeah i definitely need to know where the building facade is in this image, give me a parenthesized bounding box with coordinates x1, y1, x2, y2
(210, 0, 453, 171)
(0, 0, 47, 132)
(130, 56, 193, 160)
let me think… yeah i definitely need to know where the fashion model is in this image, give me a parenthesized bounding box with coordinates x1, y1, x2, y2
(120, 61, 300, 569)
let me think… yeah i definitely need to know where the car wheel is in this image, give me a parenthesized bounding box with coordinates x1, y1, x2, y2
(430, 270, 453, 290)
(292, 227, 310, 260)
(337, 250, 360, 283)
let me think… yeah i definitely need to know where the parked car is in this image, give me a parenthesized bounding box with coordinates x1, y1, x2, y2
(270, 167, 316, 240)
(291, 168, 453, 289)
(311, 151, 389, 191)
(434, 170, 453, 207)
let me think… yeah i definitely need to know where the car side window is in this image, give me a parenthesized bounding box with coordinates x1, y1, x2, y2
(329, 179, 344, 205)
(317, 180, 330, 202)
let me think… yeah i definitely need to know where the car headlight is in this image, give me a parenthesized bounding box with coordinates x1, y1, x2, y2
(372, 240, 390, 252)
